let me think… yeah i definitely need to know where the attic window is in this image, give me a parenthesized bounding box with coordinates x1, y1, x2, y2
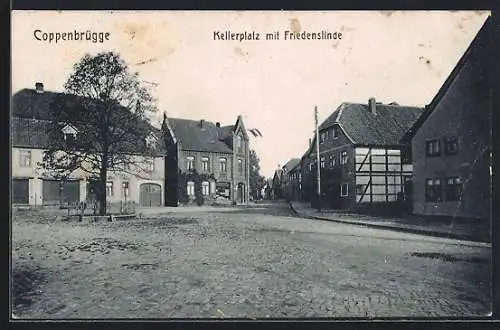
(333, 126, 340, 139)
(61, 124, 78, 148)
(145, 134, 158, 148)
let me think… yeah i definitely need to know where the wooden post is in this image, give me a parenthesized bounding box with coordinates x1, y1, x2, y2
(315, 106, 322, 211)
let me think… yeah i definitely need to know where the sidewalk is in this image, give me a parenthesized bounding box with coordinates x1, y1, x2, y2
(289, 202, 491, 244)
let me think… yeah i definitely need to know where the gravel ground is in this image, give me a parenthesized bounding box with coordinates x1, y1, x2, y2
(11, 203, 492, 319)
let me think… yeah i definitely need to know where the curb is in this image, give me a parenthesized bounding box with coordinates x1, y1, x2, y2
(288, 203, 490, 245)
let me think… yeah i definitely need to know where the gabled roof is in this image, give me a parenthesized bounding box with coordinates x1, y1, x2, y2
(167, 118, 233, 153)
(401, 15, 492, 143)
(332, 102, 424, 145)
(11, 117, 52, 148)
(11, 88, 164, 153)
(283, 158, 301, 171)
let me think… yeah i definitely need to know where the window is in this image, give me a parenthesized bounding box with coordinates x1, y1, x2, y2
(202, 181, 210, 195)
(445, 177, 462, 201)
(106, 181, 114, 197)
(145, 134, 157, 148)
(147, 158, 155, 172)
(238, 159, 243, 174)
(64, 133, 76, 148)
(341, 183, 349, 197)
(122, 182, 129, 198)
(186, 156, 195, 171)
(340, 151, 348, 165)
(320, 157, 325, 168)
(236, 136, 243, 153)
(201, 157, 210, 172)
(187, 181, 195, 196)
(333, 126, 340, 139)
(309, 163, 313, 171)
(329, 155, 336, 167)
(219, 157, 227, 172)
(320, 132, 325, 144)
(444, 137, 459, 155)
(426, 140, 441, 157)
(20, 150, 32, 167)
(210, 181, 216, 195)
(425, 178, 442, 202)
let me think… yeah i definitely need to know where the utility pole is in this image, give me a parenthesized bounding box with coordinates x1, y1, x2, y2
(315, 106, 322, 211)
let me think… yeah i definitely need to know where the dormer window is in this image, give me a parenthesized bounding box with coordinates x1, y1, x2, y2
(145, 133, 158, 148)
(62, 124, 78, 148)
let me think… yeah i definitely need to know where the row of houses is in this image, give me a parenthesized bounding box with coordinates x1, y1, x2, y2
(273, 16, 491, 221)
(11, 84, 251, 208)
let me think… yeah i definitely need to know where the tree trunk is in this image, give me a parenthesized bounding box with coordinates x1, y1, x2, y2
(98, 161, 108, 216)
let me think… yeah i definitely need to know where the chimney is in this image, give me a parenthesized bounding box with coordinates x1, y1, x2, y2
(368, 97, 376, 114)
(35, 82, 44, 94)
(200, 119, 205, 128)
(216, 122, 220, 128)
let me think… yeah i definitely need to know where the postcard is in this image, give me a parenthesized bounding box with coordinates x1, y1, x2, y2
(11, 10, 492, 319)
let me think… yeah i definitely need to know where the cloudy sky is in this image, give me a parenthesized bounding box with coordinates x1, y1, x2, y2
(12, 10, 489, 178)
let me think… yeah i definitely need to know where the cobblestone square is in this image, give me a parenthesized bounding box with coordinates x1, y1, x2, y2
(11, 203, 491, 319)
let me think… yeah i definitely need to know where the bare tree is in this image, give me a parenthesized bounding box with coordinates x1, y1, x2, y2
(40, 51, 159, 215)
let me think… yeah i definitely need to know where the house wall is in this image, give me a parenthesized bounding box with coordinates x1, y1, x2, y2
(411, 39, 491, 219)
(354, 147, 412, 203)
(11, 147, 165, 207)
(177, 148, 233, 199)
(232, 128, 249, 204)
(317, 124, 356, 209)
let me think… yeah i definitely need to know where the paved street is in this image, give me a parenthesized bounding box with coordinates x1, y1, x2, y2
(12, 202, 491, 319)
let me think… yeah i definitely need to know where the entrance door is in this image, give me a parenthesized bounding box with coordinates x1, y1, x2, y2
(43, 179, 80, 206)
(42, 179, 61, 205)
(237, 183, 245, 203)
(140, 183, 162, 207)
(12, 179, 29, 204)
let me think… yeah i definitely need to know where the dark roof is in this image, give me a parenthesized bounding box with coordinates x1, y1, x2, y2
(167, 118, 233, 153)
(12, 88, 82, 120)
(11, 117, 51, 148)
(11, 88, 164, 153)
(218, 125, 234, 139)
(335, 102, 424, 145)
(283, 158, 300, 171)
(401, 15, 491, 143)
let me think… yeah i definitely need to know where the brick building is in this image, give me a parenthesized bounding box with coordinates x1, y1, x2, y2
(402, 16, 492, 220)
(161, 114, 250, 206)
(300, 99, 423, 210)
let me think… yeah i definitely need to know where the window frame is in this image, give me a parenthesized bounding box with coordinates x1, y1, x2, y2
(340, 183, 349, 197)
(106, 181, 114, 197)
(425, 139, 441, 157)
(238, 158, 243, 174)
(186, 156, 195, 171)
(444, 137, 459, 156)
(425, 178, 442, 202)
(444, 177, 462, 201)
(202, 181, 210, 196)
(340, 151, 348, 165)
(219, 157, 227, 172)
(122, 182, 129, 198)
(19, 150, 32, 168)
(333, 126, 341, 139)
(201, 157, 210, 172)
(187, 181, 195, 196)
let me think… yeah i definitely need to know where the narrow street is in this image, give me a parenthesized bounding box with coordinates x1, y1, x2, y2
(12, 202, 491, 318)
